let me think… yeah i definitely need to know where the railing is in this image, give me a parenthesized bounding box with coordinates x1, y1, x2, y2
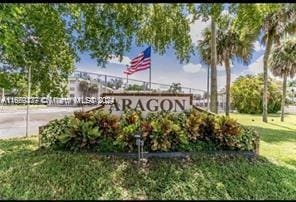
(72, 70, 229, 111)
(73, 70, 206, 94)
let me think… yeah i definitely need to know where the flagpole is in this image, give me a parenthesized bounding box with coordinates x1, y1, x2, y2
(149, 47, 151, 90)
(149, 66, 151, 90)
(125, 65, 129, 89)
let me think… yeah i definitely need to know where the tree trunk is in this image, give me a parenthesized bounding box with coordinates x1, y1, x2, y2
(210, 17, 218, 114)
(224, 57, 231, 116)
(207, 64, 210, 111)
(281, 72, 287, 122)
(262, 34, 273, 123)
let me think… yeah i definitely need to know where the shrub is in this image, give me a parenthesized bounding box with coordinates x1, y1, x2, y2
(145, 112, 188, 151)
(231, 74, 281, 114)
(198, 113, 217, 142)
(41, 110, 121, 152)
(183, 109, 203, 141)
(116, 109, 142, 152)
(59, 118, 101, 151)
(40, 109, 259, 153)
(214, 116, 241, 150)
(40, 116, 73, 148)
(236, 126, 259, 151)
(91, 110, 120, 139)
(41, 116, 101, 151)
(74, 110, 92, 121)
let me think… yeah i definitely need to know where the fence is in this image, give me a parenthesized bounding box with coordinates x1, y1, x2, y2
(72, 70, 228, 112)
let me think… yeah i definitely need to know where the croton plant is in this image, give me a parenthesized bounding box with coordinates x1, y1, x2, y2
(40, 108, 259, 153)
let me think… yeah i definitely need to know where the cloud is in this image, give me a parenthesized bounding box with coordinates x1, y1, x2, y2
(217, 73, 239, 90)
(182, 63, 206, 73)
(108, 55, 131, 66)
(254, 41, 265, 52)
(217, 63, 234, 71)
(188, 14, 211, 46)
(247, 55, 263, 74)
(242, 55, 276, 78)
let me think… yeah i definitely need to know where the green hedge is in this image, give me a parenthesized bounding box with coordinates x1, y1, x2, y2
(40, 109, 259, 152)
(231, 74, 282, 114)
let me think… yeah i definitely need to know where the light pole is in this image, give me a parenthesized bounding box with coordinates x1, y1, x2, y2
(25, 65, 31, 138)
(25, 36, 37, 138)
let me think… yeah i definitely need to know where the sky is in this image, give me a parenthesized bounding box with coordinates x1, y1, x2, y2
(75, 8, 268, 92)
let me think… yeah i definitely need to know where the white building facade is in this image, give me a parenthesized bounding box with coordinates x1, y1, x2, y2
(67, 76, 114, 98)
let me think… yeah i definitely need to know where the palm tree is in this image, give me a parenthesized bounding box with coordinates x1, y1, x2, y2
(168, 82, 182, 93)
(79, 80, 89, 97)
(261, 5, 296, 122)
(210, 17, 218, 113)
(197, 4, 223, 114)
(199, 16, 256, 116)
(88, 83, 99, 96)
(269, 37, 296, 122)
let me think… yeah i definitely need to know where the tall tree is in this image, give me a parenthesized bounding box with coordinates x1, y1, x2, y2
(197, 4, 223, 113)
(232, 4, 295, 122)
(1, 4, 199, 96)
(66, 4, 197, 67)
(269, 37, 296, 122)
(0, 4, 76, 97)
(261, 6, 296, 122)
(199, 14, 256, 116)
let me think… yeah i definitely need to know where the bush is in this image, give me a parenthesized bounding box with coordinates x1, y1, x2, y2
(116, 109, 143, 152)
(231, 74, 282, 114)
(214, 116, 241, 150)
(145, 112, 188, 151)
(236, 126, 259, 151)
(41, 110, 121, 152)
(40, 109, 259, 153)
(40, 116, 73, 148)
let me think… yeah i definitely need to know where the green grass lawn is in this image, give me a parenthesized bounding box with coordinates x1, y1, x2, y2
(0, 113, 295, 199)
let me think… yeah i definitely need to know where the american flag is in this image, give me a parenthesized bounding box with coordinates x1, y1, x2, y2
(124, 47, 151, 75)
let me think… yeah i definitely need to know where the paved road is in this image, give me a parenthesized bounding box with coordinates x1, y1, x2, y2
(0, 107, 87, 139)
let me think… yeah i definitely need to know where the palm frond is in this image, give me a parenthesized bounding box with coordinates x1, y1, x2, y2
(269, 37, 296, 78)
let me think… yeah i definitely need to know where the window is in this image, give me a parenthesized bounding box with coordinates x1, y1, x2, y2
(70, 87, 75, 91)
(70, 94, 75, 98)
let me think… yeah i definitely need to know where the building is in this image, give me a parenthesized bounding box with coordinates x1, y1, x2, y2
(67, 75, 114, 98)
(287, 86, 296, 104)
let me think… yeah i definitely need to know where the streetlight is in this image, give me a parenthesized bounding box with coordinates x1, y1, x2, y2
(25, 35, 38, 138)
(25, 64, 31, 138)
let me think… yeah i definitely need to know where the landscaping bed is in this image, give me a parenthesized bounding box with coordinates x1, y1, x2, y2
(39, 109, 259, 155)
